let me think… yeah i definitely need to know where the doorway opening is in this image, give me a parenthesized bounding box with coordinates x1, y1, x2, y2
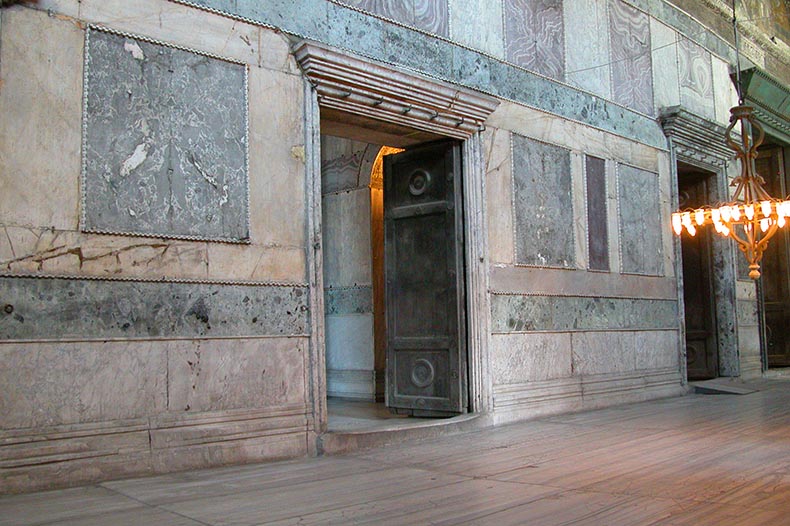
(757, 143, 790, 369)
(320, 115, 470, 431)
(677, 162, 719, 381)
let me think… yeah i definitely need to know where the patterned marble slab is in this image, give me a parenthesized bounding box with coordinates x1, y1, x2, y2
(82, 28, 249, 242)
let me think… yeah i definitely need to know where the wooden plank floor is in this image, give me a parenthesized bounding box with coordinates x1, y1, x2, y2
(3, 379, 790, 525)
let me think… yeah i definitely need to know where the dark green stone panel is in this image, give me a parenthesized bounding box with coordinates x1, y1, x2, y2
(0, 277, 309, 340)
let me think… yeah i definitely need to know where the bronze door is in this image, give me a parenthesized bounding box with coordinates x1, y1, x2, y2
(383, 141, 467, 415)
(758, 147, 790, 367)
(679, 175, 718, 380)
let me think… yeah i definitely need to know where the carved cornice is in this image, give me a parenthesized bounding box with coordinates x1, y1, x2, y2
(659, 106, 733, 166)
(293, 40, 499, 140)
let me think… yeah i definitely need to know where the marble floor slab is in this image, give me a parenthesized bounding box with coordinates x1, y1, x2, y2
(3, 379, 790, 525)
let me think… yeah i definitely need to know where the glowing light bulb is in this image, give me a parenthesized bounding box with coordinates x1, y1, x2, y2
(687, 224, 697, 236)
(761, 201, 772, 218)
(779, 216, 786, 228)
(744, 205, 755, 220)
(712, 209, 721, 223)
(672, 213, 682, 236)
(720, 206, 732, 222)
(682, 212, 692, 227)
(761, 218, 770, 232)
(731, 206, 741, 221)
(694, 209, 705, 225)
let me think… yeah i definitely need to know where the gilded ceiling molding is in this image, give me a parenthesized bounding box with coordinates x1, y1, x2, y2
(293, 40, 500, 140)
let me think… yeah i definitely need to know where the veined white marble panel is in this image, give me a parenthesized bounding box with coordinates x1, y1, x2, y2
(736, 279, 757, 301)
(325, 314, 375, 371)
(634, 330, 680, 371)
(571, 331, 636, 375)
(167, 338, 307, 412)
(491, 333, 573, 385)
(449, 0, 504, 58)
(0, 8, 82, 231)
(322, 189, 373, 288)
(650, 19, 680, 112)
(207, 244, 306, 283)
(605, 159, 622, 273)
(564, 0, 611, 99)
(678, 37, 715, 120)
(0, 341, 167, 429)
(487, 102, 663, 171)
(321, 136, 379, 193)
(248, 67, 306, 248)
(483, 128, 514, 265)
(712, 55, 739, 127)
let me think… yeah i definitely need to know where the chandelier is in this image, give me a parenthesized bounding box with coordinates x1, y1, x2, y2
(670, 2, 790, 280)
(671, 106, 790, 279)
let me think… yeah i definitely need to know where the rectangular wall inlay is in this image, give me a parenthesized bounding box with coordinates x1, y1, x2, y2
(490, 294, 678, 332)
(512, 134, 574, 268)
(586, 155, 609, 271)
(609, 0, 654, 115)
(82, 28, 249, 242)
(0, 277, 308, 340)
(504, 0, 565, 80)
(678, 37, 715, 119)
(618, 163, 664, 275)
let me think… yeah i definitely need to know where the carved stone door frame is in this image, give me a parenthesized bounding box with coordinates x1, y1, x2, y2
(296, 41, 499, 436)
(661, 107, 742, 380)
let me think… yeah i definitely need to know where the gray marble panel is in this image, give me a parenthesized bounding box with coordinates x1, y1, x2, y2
(618, 164, 664, 275)
(490, 294, 679, 332)
(504, 0, 565, 80)
(678, 37, 714, 119)
(187, 0, 669, 150)
(736, 299, 759, 326)
(83, 29, 248, 241)
(324, 286, 373, 315)
(0, 277, 308, 340)
(336, 0, 448, 36)
(381, 22, 454, 80)
(608, 0, 654, 115)
(512, 134, 574, 268)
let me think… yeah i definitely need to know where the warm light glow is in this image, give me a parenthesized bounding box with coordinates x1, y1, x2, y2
(672, 213, 683, 236)
(669, 106, 789, 279)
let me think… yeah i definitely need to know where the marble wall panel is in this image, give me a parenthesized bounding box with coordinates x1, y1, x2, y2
(634, 330, 680, 370)
(571, 331, 636, 375)
(678, 37, 715, 120)
(618, 164, 664, 275)
(586, 155, 609, 271)
(322, 189, 373, 288)
(205, 244, 306, 283)
(491, 332, 573, 384)
(609, 0, 654, 115)
(248, 67, 306, 249)
(512, 134, 574, 268)
(449, 0, 504, 58)
(60, 0, 272, 69)
(736, 299, 759, 326)
(324, 286, 373, 315)
(0, 8, 82, 231)
(650, 19, 680, 112)
(490, 294, 679, 332)
(712, 55, 739, 127)
(321, 136, 380, 194)
(337, 0, 449, 36)
(564, 0, 611, 98)
(0, 341, 166, 429)
(83, 29, 249, 242)
(484, 128, 515, 265)
(504, 0, 565, 80)
(167, 338, 306, 412)
(325, 314, 375, 370)
(0, 277, 309, 340)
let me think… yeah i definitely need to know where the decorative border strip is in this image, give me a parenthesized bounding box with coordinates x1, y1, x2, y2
(80, 25, 251, 244)
(489, 290, 669, 301)
(0, 272, 308, 288)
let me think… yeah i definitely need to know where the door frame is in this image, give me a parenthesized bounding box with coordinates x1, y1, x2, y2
(297, 42, 499, 438)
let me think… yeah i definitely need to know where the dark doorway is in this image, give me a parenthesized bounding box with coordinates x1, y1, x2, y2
(678, 163, 719, 380)
(383, 141, 468, 415)
(758, 145, 790, 367)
